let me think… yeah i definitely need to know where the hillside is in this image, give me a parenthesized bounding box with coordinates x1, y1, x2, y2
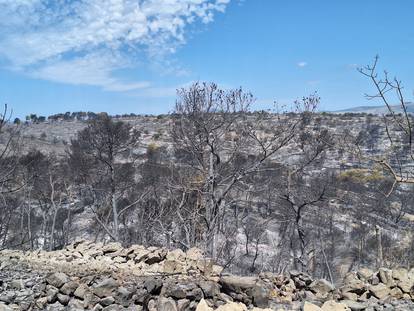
(1, 240, 414, 310)
(1, 110, 414, 295)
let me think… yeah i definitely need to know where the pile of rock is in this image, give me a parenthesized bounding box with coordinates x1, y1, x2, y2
(0, 240, 222, 280)
(0, 241, 414, 310)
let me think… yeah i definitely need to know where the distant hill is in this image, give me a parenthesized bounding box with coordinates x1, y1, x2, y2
(333, 102, 414, 115)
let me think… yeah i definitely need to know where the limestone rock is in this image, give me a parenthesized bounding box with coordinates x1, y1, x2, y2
(60, 280, 79, 295)
(302, 302, 322, 311)
(93, 278, 118, 298)
(369, 283, 389, 300)
(357, 268, 373, 281)
(46, 272, 69, 288)
(321, 300, 350, 311)
(340, 300, 367, 311)
(220, 275, 257, 293)
(309, 279, 335, 296)
(196, 299, 213, 311)
(158, 297, 178, 311)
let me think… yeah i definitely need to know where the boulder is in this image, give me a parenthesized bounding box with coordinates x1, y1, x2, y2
(46, 272, 69, 288)
(199, 280, 220, 298)
(93, 278, 118, 298)
(321, 300, 350, 311)
(74, 284, 89, 299)
(369, 283, 389, 300)
(392, 268, 408, 281)
(145, 248, 167, 265)
(157, 297, 178, 311)
(166, 249, 186, 261)
(340, 300, 367, 311)
(102, 243, 122, 254)
(186, 248, 204, 261)
(378, 268, 393, 286)
(220, 276, 258, 293)
(303, 302, 322, 311)
(196, 299, 213, 311)
(309, 279, 335, 296)
(100, 296, 115, 306)
(57, 293, 70, 305)
(0, 303, 13, 311)
(251, 283, 269, 308)
(216, 302, 248, 311)
(60, 281, 79, 295)
(144, 278, 162, 295)
(357, 268, 373, 281)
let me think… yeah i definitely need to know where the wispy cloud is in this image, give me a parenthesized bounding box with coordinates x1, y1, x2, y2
(0, 0, 231, 92)
(297, 61, 307, 68)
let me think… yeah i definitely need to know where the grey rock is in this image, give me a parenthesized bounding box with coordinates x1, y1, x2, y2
(57, 293, 70, 305)
(60, 280, 79, 295)
(157, 297, 178, 311)
(93, 278, 117, 298)
(46, 272, 69, 288)
(100, 296, 115, 306)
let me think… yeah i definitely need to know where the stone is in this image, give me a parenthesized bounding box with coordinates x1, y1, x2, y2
(47, 286, 59, 303)
(0, 303, 13, 311)
(0, 291, 16, 304)
(357, 268, 373, 281)
(309, 279, 335, 296)
(167, 249, 186, 261)
(216, 302, 248, 311)
(220, 275, 258, 293)
(186, 248, 204, 261)
(115, 287, 133, 307)
(398, 278, 414, 293)
(390, 287, 404, 299)
(67, 298, 85, 310)
(158, 297, 178, 311)
(46, 302, 66, 311)
(340, 300, 367, 310)
(74, 284, 89, 299)
(100, 296, 115, 306)
(369, 283, 390, 300)
(84, 292, 100, 309)
(144, 278, 163, 295)
(303, 302, 322, 311)
(251, 283, 269, 308)
(199, 280, 220, 298)
(392, 268, 408, 281)
(102, 305, 122, 311)
(321, 300, 350, 311)
(93, 278, 117, 298)
(60, 280, 79, 295)
(57, 293, 70, 305)
(177, 299, 191, 311)
(341, 292, 358, 301)
(102, 242, 122, 254)
(9, 279, 23, 290)
(196, 299, 213, 311)
(145, 248, 167, 264)
(378, 268, 394, 286)
(46, 272, 70, 288)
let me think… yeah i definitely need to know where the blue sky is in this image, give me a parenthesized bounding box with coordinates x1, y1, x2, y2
(0, 0, 413, 118)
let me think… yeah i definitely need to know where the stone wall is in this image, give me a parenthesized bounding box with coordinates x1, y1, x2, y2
(0, 241, 413, 310)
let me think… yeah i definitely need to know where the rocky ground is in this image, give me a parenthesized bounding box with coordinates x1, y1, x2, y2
(0, 241, 414, 310)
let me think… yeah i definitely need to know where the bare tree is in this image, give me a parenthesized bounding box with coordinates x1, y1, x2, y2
(170, 82, 319, 259)
(356, 56, 414, 195)
(69, 114, 141, 242)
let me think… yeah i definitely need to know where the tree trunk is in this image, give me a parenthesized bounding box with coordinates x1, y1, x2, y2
(50, 207, 58, 251)
(376, 225, 383, 268)
(111, 167, 119, 242)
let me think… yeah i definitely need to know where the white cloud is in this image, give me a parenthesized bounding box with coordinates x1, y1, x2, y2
(0, 0, 231, 92)
(297, 61, 307, 68)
